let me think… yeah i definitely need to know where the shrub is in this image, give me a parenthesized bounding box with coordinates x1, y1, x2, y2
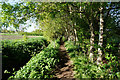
(18, 31, 43, 36)
(73, 53, 120, 79)
(65, 41, 81, 52)
(65, 41, 120, 79)
(56, 38, 61, 44)
(62, 36, 67, 42)
(9, 40, 60, 79)
(2, 37, 49, 79)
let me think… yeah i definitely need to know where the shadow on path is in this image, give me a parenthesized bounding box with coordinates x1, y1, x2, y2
(53, 43, 75, 80)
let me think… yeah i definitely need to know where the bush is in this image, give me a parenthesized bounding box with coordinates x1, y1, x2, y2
(56, 38, 61, 44)
(65, 41, 120, 79)
(2, 37, 49, 79)
(9, 40, 60, 79)
(18, 31, 43, 36)
(62, 36, 67, 42)
(65, 41, 81, 52)
(73, 55, 101, 78)
(73, 54, 120, 79)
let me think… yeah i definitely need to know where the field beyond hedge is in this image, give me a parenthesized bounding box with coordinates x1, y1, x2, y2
(0, 33, 40, 40)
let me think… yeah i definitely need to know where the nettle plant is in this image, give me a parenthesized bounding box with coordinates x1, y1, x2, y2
(101, 53, 120, 78)
(8, 40, 60, 79)
(2, 37, 49, 79)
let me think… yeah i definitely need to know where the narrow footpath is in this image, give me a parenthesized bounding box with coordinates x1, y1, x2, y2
(53, 43, 75, 80)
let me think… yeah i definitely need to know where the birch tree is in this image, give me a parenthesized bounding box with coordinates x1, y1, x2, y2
(97, 3, 104, 65)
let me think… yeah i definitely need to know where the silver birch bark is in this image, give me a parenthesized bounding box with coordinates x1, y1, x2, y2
(97, 3, 104, 65)
(88, 4, 94, 62)
(118, 43, 120, 54)
(89, 21, 94, 62)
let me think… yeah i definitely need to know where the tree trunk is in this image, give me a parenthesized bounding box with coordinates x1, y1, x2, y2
(87, 4, 95, 62)
(73, 22, 78, 45)
(118, 43, 120, 54)
(97, 3, 104, 65)
(79, 2, 82, 18)
(69, 4, 77, 44)
(89, 21, 94, 62)
(74, 28, 78, 42)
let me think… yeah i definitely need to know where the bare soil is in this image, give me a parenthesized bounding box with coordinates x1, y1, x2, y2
(53, 44, 76, 80)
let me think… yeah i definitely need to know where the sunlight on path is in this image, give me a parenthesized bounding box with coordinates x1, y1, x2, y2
(54, 44, 75, 80)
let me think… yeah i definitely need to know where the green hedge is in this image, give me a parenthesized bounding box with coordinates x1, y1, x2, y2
(19, 32, 43, 36)
(9, 40, 60, 79)
(2, 37, 49, 79)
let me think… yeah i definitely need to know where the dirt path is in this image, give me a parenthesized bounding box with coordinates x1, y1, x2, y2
(53, 44, 75, 80)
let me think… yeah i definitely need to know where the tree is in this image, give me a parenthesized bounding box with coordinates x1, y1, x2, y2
(79, 2, 100, 62)
(0, 2, 100, 62)
(1, 2, 119, 65)
(96, 2, 120, 64)
(97, 2, 104, 65)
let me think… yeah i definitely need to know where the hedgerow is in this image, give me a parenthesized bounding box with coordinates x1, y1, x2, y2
(8, 40, 60, 79)
(18, 31, 43, 36)
(2, 37, 49, 79)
